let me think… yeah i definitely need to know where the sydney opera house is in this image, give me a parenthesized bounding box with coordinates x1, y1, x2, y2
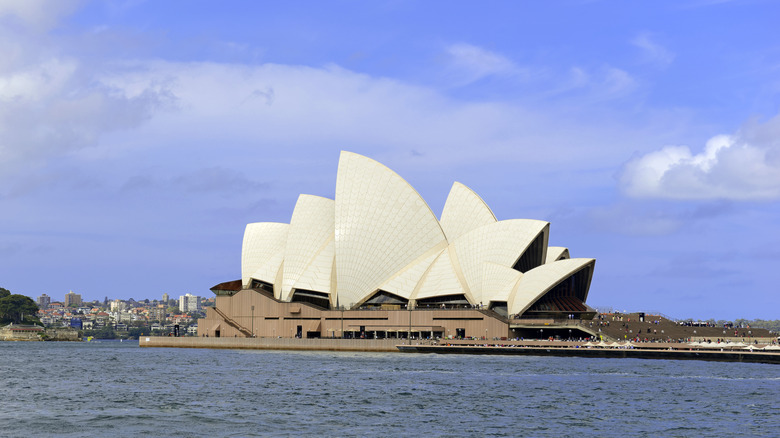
(198, 151, 596, 339)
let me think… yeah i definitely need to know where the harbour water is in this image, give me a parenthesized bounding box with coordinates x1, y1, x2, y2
(1, 341, 778, 437)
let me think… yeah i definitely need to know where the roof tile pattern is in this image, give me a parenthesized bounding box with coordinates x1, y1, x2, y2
(334, 151, 447, 307)
(241, 222, 289, 286)
(481, 262, 524, 304)
(377, 244, 446, 300)
(545, 246, 570, 263)
(440, 182, 497, 242)
(281, 195, 335, 300)
(508, 258, 595, 316)
(292, 238, 334, 298)
(413, 246, 470, 301)
(452, 219, 549, 304)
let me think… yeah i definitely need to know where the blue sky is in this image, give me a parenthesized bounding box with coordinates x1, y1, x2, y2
(1, 0, 778, 320)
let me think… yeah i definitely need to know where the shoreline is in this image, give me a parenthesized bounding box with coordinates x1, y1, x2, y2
(397, 344, 780, 364)
(139, 336, 780, 363)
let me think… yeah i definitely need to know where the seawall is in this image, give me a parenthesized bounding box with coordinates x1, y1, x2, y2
(139, 336, 780, 364)
(140, 336, 410, 352)
(397, 345, 780, 364)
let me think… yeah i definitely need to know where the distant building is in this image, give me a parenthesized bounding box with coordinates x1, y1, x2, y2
(110, 299, 126, 312)
(162, 293, 169, 304)
(149, 305, 166, 321)
(179, 294, 201, 313)
(64, 291, 82, 307)
(37, 294, 51, 309)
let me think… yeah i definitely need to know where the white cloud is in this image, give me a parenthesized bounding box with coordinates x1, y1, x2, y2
(99, 61, 552, 164)
(0, 56, 173, 176)
(444, 43, 521, 85)
(619, 115, 780, 200)
(0, 6, 175, 180)
(0, 0, 83, 32)
(603, 67, 637, 96)
(631, 33, 675, 67)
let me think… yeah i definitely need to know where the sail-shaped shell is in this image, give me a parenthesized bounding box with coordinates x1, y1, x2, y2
(281, 195, 335, 300)
(241, 222, 288, 287)
(376, 244, 447, 300)
(412, 246, 470, 302)
(334, 151, 447, 308)
(507, 258, 595, 316)
(452, 219, 549, 303)
(480, 262, 524, 305)
(440, 182, 497, 242)
(545, 247, 570, 263)
(292, 238, 334, 297)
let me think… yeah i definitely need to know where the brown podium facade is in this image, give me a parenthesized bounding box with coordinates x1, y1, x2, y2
(198, 288, 509, 340)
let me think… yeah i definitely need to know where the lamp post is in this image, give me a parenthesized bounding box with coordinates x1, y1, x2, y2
(408, 304, 412, 340)
(251, 305, 255, 338)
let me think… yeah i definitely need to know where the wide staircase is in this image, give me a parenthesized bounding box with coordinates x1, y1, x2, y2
(213, 307, 253, 338)
(474, 307, 509, 324)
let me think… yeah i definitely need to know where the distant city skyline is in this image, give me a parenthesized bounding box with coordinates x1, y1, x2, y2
(35, 291, 203, 305)
(1, 1, 779, 320)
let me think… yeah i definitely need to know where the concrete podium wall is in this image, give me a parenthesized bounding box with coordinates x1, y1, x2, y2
(139, 336, 426, 352)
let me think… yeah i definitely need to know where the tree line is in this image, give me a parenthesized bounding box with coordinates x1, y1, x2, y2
(0, 287, 40, 325)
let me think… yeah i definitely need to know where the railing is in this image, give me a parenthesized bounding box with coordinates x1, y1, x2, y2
(213, 307, 253, 338)
(473, 308, 510, 324)
(508, 318, 616, 342)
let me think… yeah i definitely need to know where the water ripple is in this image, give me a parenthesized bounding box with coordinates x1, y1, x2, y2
(1, 342, 778, 437)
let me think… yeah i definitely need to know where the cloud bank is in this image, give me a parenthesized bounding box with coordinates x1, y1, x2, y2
(619, 114, 780, 200)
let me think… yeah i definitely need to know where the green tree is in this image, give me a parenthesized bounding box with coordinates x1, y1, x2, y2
(0, 287, 10, 299)
(0, 294, 39, 324)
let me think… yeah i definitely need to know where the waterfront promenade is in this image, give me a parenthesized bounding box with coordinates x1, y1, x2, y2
(140, 336, 404, 352)
(140, 336, 780, 363)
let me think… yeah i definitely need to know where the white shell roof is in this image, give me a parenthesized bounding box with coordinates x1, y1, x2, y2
(241, 222, 289, 286)
(334, 151, 447, 308)
(480, 262, 524, 304)
(440, 182, 497, 242)
(292, 238, 334, 298)
(452, 219, 549, 303)
(507, 258, 595, 316)
(237, 151, 595, 314)
(281, 195, 335, 300)
(412, 246, 470, 301)
(545, 246, 570, 263)
(376, 243, 446, 300)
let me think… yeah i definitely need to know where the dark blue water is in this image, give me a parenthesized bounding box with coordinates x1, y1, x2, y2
(1, 341, 778, 437)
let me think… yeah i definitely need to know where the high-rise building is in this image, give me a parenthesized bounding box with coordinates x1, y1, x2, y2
(179, 294, 201, 312)
(37, 294, 51, 309)
(64, 291, 82, 307)
(162, 293, 169, 304)
(110, 299, 126, 312)
(149, 305, 166, 321)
